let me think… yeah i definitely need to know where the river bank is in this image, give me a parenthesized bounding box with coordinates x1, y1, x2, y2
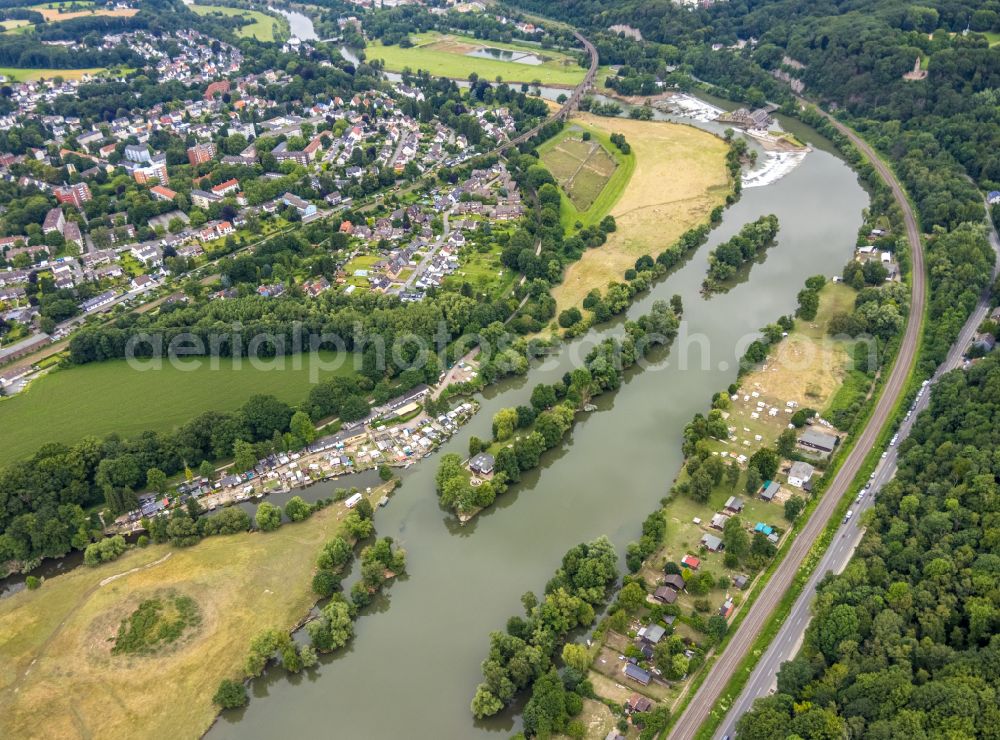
(0, 480, 396, 740)
(205, 109, 869, 739)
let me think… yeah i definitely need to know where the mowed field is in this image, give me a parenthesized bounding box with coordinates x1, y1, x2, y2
(552, 113, 730, 313)
(0, 65, 104, 80)
(538, 122, 634, 229)
(542, 136, 616, 211)
(368, 31, 586, 86)
(0, 483, 391, 740)
(190, 4, 286, 42)
(0, 352, 359, 464)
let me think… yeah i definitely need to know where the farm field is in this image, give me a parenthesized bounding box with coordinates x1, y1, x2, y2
(551, 113, 730, 313)
(541, 133, 617, 211)
(0, 482, 393, 740)
(538, 122, 633, 228)
(367, 31, 586, 86)
(0, 19, 30, 30)
(189, 4, 287, 42)
(32, 4, 136, 22)
(0, 65, 104, 80)
(0, 351, 359, 464)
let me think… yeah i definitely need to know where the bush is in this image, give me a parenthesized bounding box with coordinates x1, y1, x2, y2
(84, 535, 127, 566)
(25, 575, 41, 590)
(213, 679, 249, 709)
(284, 496, 312, 522)
(255, 502, 282, 531)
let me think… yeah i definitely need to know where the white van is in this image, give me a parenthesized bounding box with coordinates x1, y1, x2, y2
(844, 509, 854, 522)
(345, 493, 364, 509)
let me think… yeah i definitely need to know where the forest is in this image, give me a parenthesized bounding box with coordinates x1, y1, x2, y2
(737, 351, 1000, 738)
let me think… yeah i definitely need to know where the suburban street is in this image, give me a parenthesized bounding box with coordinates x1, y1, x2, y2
(668, 110, 928, 740)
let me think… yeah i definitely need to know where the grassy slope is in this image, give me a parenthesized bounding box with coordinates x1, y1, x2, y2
(367, 31, 585, 86)
(0, 352, 358, 464)
(189, 4, 285, 42)
(0, 483, 392, 740)
(551, 113, 730, 313)
(537, 121, 636, 230)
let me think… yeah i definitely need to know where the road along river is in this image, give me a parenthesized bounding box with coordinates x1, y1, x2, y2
(207, 109, 869, 739)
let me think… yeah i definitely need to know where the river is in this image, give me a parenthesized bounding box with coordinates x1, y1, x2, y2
(207, 107, 868, 738)
(269, 5, 317, 40)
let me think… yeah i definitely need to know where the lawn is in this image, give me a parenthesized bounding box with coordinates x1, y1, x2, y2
(551, 114, 730, 314)
(189, 4, 287, 42)
(367, 31, 586, 87)
(442, 244, 516, 300)
(0, 66, 105, 81)
(0, 351, 359, 464)
(0, 482, 393, 740)
(983, 31, 1000, 47)
(0, 19, 30, 30)
(537, 122, 635, 229)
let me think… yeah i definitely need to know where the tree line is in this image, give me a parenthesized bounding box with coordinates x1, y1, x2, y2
(702, 214, 780, 293)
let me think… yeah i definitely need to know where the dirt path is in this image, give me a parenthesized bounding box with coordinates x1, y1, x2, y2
(8, 552, 173, 695)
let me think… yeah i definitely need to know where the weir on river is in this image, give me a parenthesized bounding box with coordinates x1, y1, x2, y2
(207, 102, 869, 738)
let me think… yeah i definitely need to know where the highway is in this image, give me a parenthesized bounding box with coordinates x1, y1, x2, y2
(714, 193, 1000, 739)
(668, 110, 927, 740)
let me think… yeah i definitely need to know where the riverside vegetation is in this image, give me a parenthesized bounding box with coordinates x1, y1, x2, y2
(435, 299, 682, 518)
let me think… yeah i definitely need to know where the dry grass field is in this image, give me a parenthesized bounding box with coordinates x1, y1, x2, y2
(35, 6, 137, 22)
(0, 483, 392, 740)
(552, 114, 730, 313)
(738, 281, 858, 416)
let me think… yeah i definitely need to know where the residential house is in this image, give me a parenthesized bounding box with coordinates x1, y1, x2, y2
(187, 142, 217, 166)
(43, 207, 65, 235)
(723, 496, 745, 514)
(701, 533, 724, 552)
(190, 189, 222, 208)
(130, 274, 154, 292)
(131, 243, 161, 267)
(63, 221, 83, 250)
(150, 184, 177, 202)
(626, 695, 653, 714)
(681, 554, 700, 570)
(281, 192, 316, 217)
(719, 597, 735, 619)
(54, 182, 92, 208)
(624, 663, 651, 686)
(134, 162, 169, 185)
(80, 290, 117, 312)
(637, 624, 665, 645)
(211, 178, 239, 196)
(709, 512, 730, 530)
(787, 461, 815, 488)
(302, 277, 330, 296)
(469, 452, 495, 476)
(124, 144, 153, 164)
(760, 481, 780, 502)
